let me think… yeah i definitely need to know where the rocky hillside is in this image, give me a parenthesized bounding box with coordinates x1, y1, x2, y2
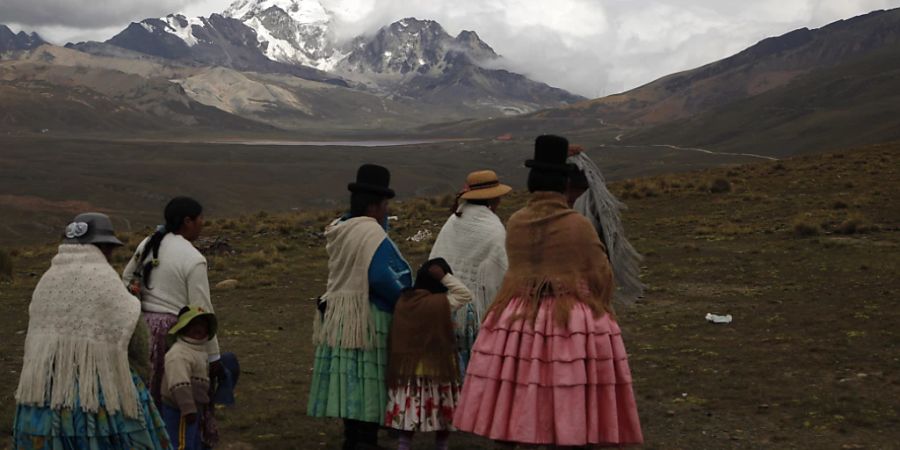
(0, 45, 271, 134)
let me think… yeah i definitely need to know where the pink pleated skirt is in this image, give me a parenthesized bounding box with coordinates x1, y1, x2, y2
(452, 298, 643, 446)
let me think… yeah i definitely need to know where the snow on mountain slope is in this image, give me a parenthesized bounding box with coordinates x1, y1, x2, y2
(224, 0, 345, 71)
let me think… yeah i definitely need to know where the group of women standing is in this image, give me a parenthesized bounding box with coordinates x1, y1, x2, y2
(12, 198, 223, 449)
(11, 134, 644, 449)
(308, 135, 645, 449)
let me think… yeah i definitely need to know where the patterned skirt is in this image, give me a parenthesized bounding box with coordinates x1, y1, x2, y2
(453, 298, 644, 446)
(385, 378, 461, 432)
(453, 303, 479, 379)
(307, 307, 392, 424)
(143, 311, 179, 406)
(13, 371, 173, 450)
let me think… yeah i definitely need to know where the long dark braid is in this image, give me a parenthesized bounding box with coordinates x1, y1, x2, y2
(139, 197, 203, 289)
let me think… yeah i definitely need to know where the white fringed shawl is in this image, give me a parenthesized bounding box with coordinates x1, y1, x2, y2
(429, 202, 508, 323)
(16, 244, 141, 418)
(568, 151, 646, 304)
(313, 217, 386, 349)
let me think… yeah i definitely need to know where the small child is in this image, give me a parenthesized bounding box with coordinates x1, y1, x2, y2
(385, 258, 473, 450)
(161, 306, 217, 450)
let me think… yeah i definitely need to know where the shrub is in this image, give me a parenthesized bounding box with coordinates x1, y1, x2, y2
(835, 215, 877, 235)
(0, 249, 12, 279)
(709, 178, 732, 194)
(832, 200, 849, 209)
(792, 218, 820, 237)
(245, 251, 270, 269)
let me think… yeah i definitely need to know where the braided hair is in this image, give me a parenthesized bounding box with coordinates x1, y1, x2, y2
(138, 197, 203, 289)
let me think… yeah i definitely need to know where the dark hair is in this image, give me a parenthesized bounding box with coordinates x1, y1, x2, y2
(139, 197, 203, 288)
(452, 198, 491, 217)
(568, 166, 589, 190)
(527, 170, 568, 193)
(350, 192, 385, 217)
(413, 258, 453, 293)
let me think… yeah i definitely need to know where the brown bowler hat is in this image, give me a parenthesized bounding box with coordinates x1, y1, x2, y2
(459, 170, 512, 200)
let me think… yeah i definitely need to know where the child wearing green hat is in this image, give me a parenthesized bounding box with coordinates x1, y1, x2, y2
(161, 306, 217, 450)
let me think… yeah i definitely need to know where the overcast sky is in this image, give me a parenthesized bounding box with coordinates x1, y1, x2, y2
(4, 0, 898, 97)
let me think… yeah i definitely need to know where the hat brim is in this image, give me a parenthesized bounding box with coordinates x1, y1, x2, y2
(460, 183, 512, 200)
(348, 182, 396, 199)
(525, 159, 573, 174)
(64, 235, 124, 246)
(169, 311, 218, 340)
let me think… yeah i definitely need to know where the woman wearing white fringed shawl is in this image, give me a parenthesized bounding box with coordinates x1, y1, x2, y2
(13, 213, 172, 450)
(429, 170, 512, 377)
(567, 145, 646, 304)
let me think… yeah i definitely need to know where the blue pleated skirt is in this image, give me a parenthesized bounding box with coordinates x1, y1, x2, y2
(13, 371, 173, 450)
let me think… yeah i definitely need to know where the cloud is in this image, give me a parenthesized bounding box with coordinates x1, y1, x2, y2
(6, 0, 899, 97)
(0, 0, 200, 28)
(318, 0, 899, 96)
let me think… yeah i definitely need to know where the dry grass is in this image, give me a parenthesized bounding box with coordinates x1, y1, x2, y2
(0, 249, 12, 279)
(792, 216, 822, 237)
(0, 143, 898, 449)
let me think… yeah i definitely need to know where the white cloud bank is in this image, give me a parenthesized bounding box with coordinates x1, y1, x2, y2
(5, 0, 898, 97)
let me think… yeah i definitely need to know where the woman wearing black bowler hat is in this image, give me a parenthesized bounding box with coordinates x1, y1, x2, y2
(453, 136, 644, 447)
(307, 164, 413, 450)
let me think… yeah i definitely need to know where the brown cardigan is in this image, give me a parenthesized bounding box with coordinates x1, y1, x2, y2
(487, 191, 616, 326)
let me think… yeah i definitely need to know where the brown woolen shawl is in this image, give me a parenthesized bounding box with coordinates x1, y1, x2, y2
(487, 192, 616, 327)
(387, 289, 460, 385)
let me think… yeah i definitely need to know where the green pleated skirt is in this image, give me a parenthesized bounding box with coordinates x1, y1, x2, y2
(307, 307, 391, 424)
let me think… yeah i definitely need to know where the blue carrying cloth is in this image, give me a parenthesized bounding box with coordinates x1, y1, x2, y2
(212, 352, 240, 406)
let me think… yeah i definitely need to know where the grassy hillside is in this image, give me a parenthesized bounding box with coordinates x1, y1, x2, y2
(0, 142, 897, 448)
(536, 8, 900, 127)
(627, 45, 900, 156)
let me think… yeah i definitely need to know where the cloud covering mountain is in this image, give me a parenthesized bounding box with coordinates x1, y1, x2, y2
(3, 0, 898, 96)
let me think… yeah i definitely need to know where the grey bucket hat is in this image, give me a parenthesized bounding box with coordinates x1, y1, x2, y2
(63, 212, 124, 246)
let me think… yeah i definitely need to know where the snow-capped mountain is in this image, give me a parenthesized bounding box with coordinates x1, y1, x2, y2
(339, 18, 498, 77)
(99, 12, 342, 83)
(69, 0, 583, 121)
(338, 18, 583, 113)
(224, 0, 345, 71)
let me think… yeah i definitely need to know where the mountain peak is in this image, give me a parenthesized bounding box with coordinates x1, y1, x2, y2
(0, 24, 46, 52)
(225, 0, 330, 24)
(223, 0, 341, 70)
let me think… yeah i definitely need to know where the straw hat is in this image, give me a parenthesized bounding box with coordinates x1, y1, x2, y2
(459, 170, 512, 200)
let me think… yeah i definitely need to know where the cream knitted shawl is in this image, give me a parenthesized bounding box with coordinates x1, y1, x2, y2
(313, 217, 387, 349)
(16, 244, 141, 418)
(429, 202, 508, 323)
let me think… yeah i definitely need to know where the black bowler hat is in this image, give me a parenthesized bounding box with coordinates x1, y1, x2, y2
(348, 164, 396, 198)
(525, 135, 571, 173)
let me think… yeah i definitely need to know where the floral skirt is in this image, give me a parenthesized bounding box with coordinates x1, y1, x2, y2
(307, 307, 391, 424)
(385, 378, 461, 432)
(13, 371, 173, 450)
(453, 298, 643, 446)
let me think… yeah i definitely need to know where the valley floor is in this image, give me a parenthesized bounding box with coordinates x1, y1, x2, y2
(0, 142, 898, 448)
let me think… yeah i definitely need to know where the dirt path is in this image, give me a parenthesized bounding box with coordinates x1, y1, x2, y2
(604, 141, 778, 161)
